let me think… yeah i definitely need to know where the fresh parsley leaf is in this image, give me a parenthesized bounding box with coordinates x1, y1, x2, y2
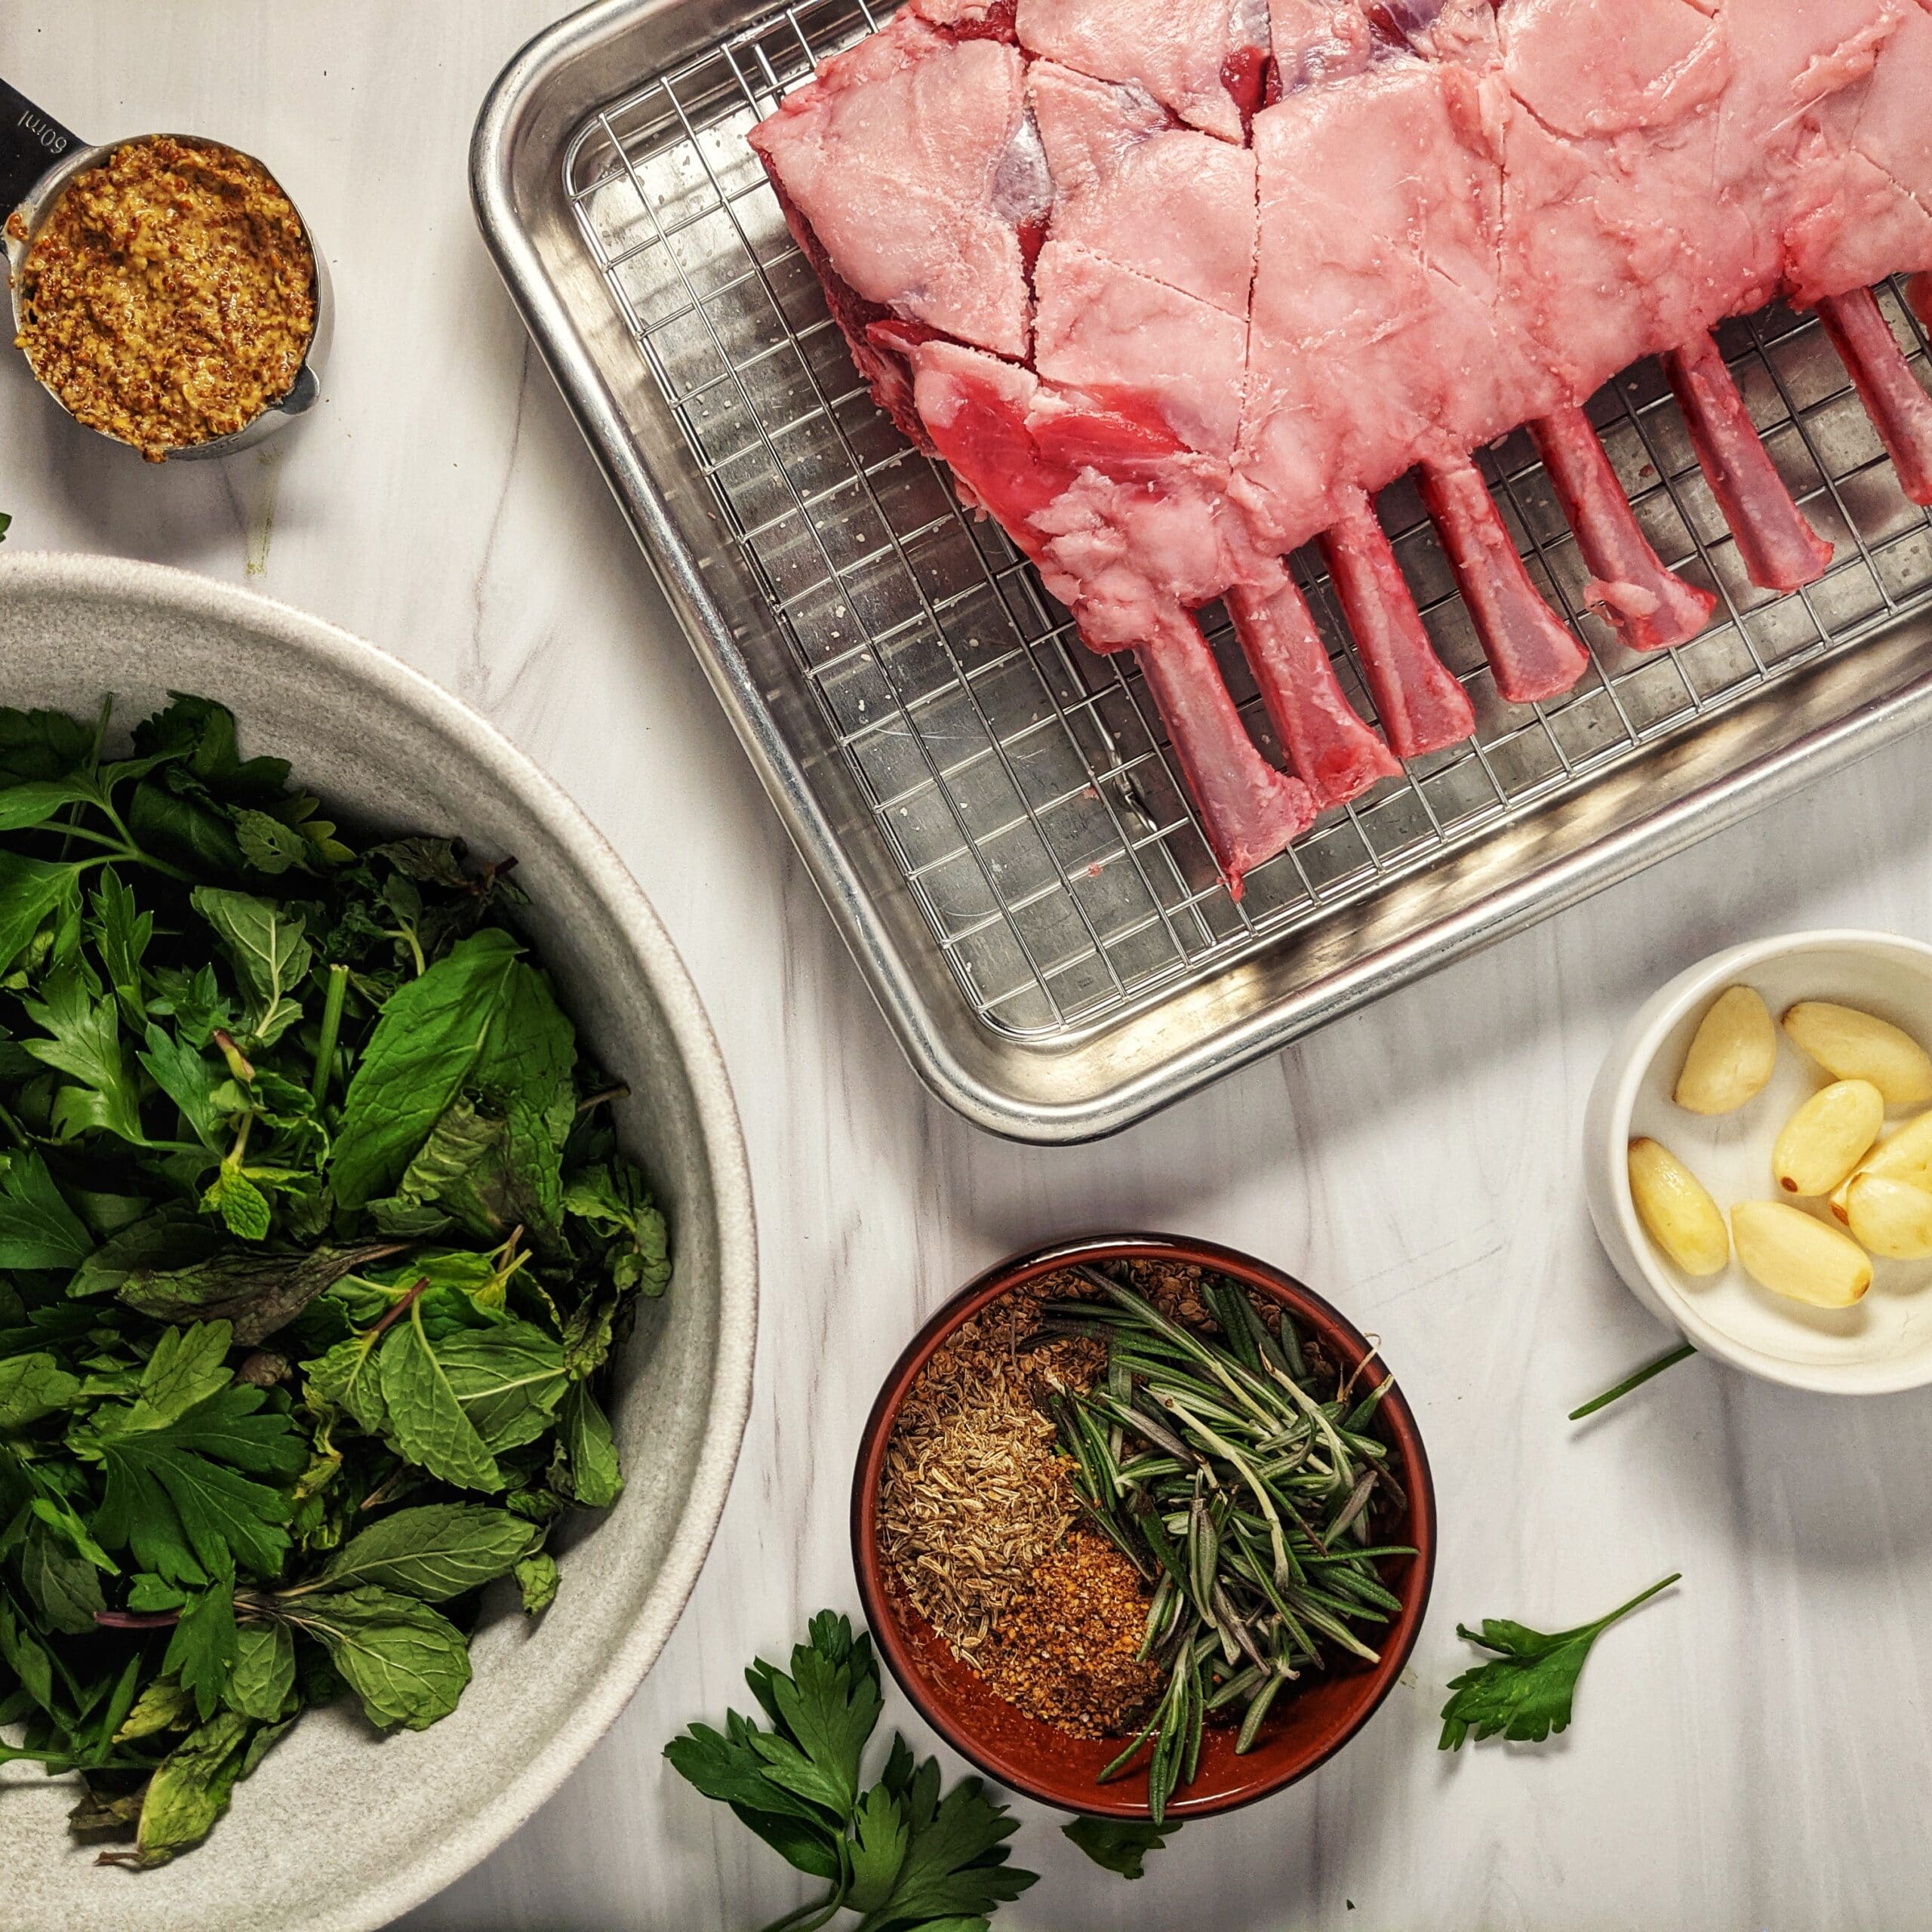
(0, 1352, 82, 1430)
(164, 1574, 239, 1721)
(667, 1613, 1038, 1932)
(0, 1152, 94, 1271)
(0, 851, 79, 975)
(73, 1324, 306, 1583)
(1439, 1574, 1681, 1750)
(1061, 1814, 1182, 1880)
(23, 966, 146, 1144)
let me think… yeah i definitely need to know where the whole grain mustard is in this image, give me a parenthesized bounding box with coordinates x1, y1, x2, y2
(14, 135, 315, 460)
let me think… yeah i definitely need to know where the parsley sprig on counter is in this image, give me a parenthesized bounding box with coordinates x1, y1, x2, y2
(0, 694, 668, 1866)
(667, 1613, 1038, 1932)
(1438, 1573, 1681, 1750)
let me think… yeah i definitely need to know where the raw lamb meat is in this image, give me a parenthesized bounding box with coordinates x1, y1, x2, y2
(749, 0, 1932, 891)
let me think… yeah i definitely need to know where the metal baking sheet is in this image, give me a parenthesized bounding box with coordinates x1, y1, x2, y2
(473, 0, 1932, 1143)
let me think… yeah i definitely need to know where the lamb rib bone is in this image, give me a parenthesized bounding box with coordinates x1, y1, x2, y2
(1662, 331, 1835, 595)
(1226, 573, 1402, 808)
(1417, 454, 1590, 706)
(1318, 486, 1477, 760)
(1527, 407, 1718, 653)
(1816, 288, 1932, 508)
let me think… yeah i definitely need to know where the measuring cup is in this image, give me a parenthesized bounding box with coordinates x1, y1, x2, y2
(1, 75, 331, 458)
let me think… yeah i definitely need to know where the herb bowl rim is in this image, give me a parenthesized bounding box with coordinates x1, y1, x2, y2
(849, 1232, 1437, 1820)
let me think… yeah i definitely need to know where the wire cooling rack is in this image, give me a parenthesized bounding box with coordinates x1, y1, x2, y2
(473, 0, 1932, 1131)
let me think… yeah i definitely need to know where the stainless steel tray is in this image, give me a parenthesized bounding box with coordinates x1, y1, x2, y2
(472, 0, 1932, 1143)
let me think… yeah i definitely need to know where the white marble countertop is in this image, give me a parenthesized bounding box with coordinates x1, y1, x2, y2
(8, 7, 1932, 1928)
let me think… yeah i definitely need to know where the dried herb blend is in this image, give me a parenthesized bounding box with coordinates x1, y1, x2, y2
(879, 1258, 1414, 1820)
(16, 137, 316, 460)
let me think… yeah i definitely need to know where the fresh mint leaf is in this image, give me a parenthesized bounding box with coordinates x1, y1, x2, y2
(115, 1673, 195, 1742)
(1061, 1815, 1183, 1880)
(201, 1164, 272, 1241)
(562, 1159, 670, 1297)
(556, 1382, 622, 1509)
(112, 1709, 254, 1868)
(315, 1503, 535, 1600)
(374, 1304, 502, 1492)
(189, 887, 312, 1048)
(1439, 1574, 1681, 1749)
(233, 809, 312, 876)
(17, 1515, 106, 1635)
(223, 1620, 295, 1722)
(330, 930, 524, 1209)
(513, 1549, 558, 1614)
(270, 1586, 471, 1730)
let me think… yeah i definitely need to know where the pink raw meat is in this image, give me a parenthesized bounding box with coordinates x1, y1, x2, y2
(1026, 60, 1257, 315)
(1014, 0, 1270, 140)
(746, 12, 1039, 358)
(1032, 243, 1249, 460)
(751, 0, 1932, 888)
(1238, 60, 1556, 554)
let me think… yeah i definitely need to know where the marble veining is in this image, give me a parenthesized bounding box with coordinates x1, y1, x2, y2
(7, 5, 1932, 1927)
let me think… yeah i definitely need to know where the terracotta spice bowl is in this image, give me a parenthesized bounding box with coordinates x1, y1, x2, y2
(851, 1233, 1437, 1820)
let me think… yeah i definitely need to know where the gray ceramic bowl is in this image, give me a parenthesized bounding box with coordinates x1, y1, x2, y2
(0, 552, 757, 1930)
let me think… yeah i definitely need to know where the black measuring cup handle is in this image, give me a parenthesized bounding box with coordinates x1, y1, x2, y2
(0, 78, 81, 214)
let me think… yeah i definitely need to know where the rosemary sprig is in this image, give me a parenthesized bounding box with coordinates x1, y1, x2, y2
(1044, 1266, 1414, 1824)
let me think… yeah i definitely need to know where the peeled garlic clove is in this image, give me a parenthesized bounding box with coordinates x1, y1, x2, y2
(1829, 1175, 1853, 1226)
(1782, 1001, 1932, 1106)
(1732, 1201, 1872, 1308)
(1846, 1174, 1932, 1260)
(1628, 1138, 1729, 1277)
(1851, 1108, 1932, 1191)
(1771, 1079, 1884, 1197)
(1674, 985, 1777, 1115)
